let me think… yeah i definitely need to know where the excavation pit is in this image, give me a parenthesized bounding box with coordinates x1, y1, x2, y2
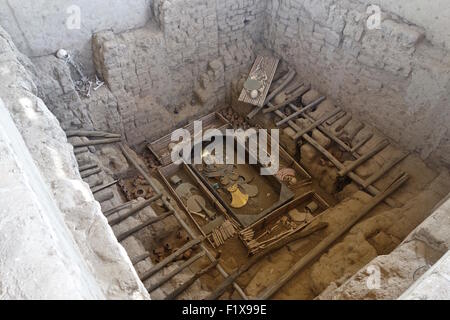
(0, 0, 449, 301)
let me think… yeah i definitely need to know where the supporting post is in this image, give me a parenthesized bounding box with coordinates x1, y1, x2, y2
(263, 85, 311, 114)
(140, 237, 204, 282)
(81, 168, 102, 179)
(131, 252, 151, 265)
(276, 96, 326, 127)
(73, 138, 121, 148)
(164, 260, 219, 300)
(117, 210, 173, 242)
(338, 140, 390, 177)
(92, 180, 118, 194)
(362, 153, 409, 189)
(272, 109, 398, 207)
(147, 251, 205, 293)
(103, 201, 133, 217)
(79, 163, 99, 172)
(257, 173, 409, 300)
(292, 107, 341, 140)
(66, 130, 121, 138)
(108, 193, 163, 226)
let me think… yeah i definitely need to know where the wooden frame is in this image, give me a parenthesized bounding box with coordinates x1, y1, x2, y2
(158, 162, 231, 248)
(189, 134, 295, 228)
(148, 112, 230, 166)
(239, 191, 329, 254)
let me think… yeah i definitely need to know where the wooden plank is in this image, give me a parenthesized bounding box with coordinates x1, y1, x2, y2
(92, 180, 118, 194)
(140, 237, 204, 282)
(276, 96, 326, 127)
(239, 56, 279, 107)
(263, 85, 311, 114)
(146, 251, 205, 293)
(362, 152, 409, 188)
(292, 107, 342, 140)
(338, 140, 390, 177)
(117, 210, 173, 242)
(108, 194, 163, 226)
(164, 260, 219, 300)
(73, 138, 121, 148)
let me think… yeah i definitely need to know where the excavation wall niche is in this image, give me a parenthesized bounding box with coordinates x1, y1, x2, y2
(29, 0, 267, 146)
(264, 0, 450, 166)
(0, 0, 153, 72)
(0, 26, 148, 299)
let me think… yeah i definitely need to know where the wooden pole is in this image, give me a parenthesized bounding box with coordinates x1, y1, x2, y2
(164, 260, 219, 300)
(338, 140, 390, 177)
(292, 107, 341, 140)
(131, 252, 151, 265)
(263, 85, 311, 114)
(92, 180, 118, 194)
(73, 138, 121, 148)
(276, 96, 327, 127)
(257, 173, 409, 300)
(103, 201, 133, 217)
(117, 210, 173, 242)
(81, 168, 102, 179)
(147, 251, 205, 293)
(108, 193, 163, 226)
(362, 153, 409, 188)
(205, 221, 328, 300)
(79, 163, 99, 172)
(66, 130, 121, 138)
(140, 237, 204, 282)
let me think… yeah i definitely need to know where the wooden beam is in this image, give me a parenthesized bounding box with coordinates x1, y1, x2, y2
(103, 201, 133, 217)
(205, 221, 329, 300)
(273, 109, 397, 207)
(263, 85, 311, 114)
(131, 252, 151, 265)
(79, 163, 99, 172)
(92, 180, 118, 194)
(81, 168, 101, 179)
(73, 138, 121, 148)
(362, 153, 409, 189)
(140, 237, 204, 282)
(117, 210, 173, 242)
(257, 173, 409, 299)
(276, 96, 326, 127)
(164, 260, 219, 300)
(292, 107, 341, 140)
(66, 130, 121, 138)
(147, 251, 205, 293)
(338, 140, 390, 177)
(108, 193, 163, 226)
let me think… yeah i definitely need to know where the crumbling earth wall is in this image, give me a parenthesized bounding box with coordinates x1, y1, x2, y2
(0, 0, 153, 72)
(0, 25, 149, 300)
(264, 0, 450, 167)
